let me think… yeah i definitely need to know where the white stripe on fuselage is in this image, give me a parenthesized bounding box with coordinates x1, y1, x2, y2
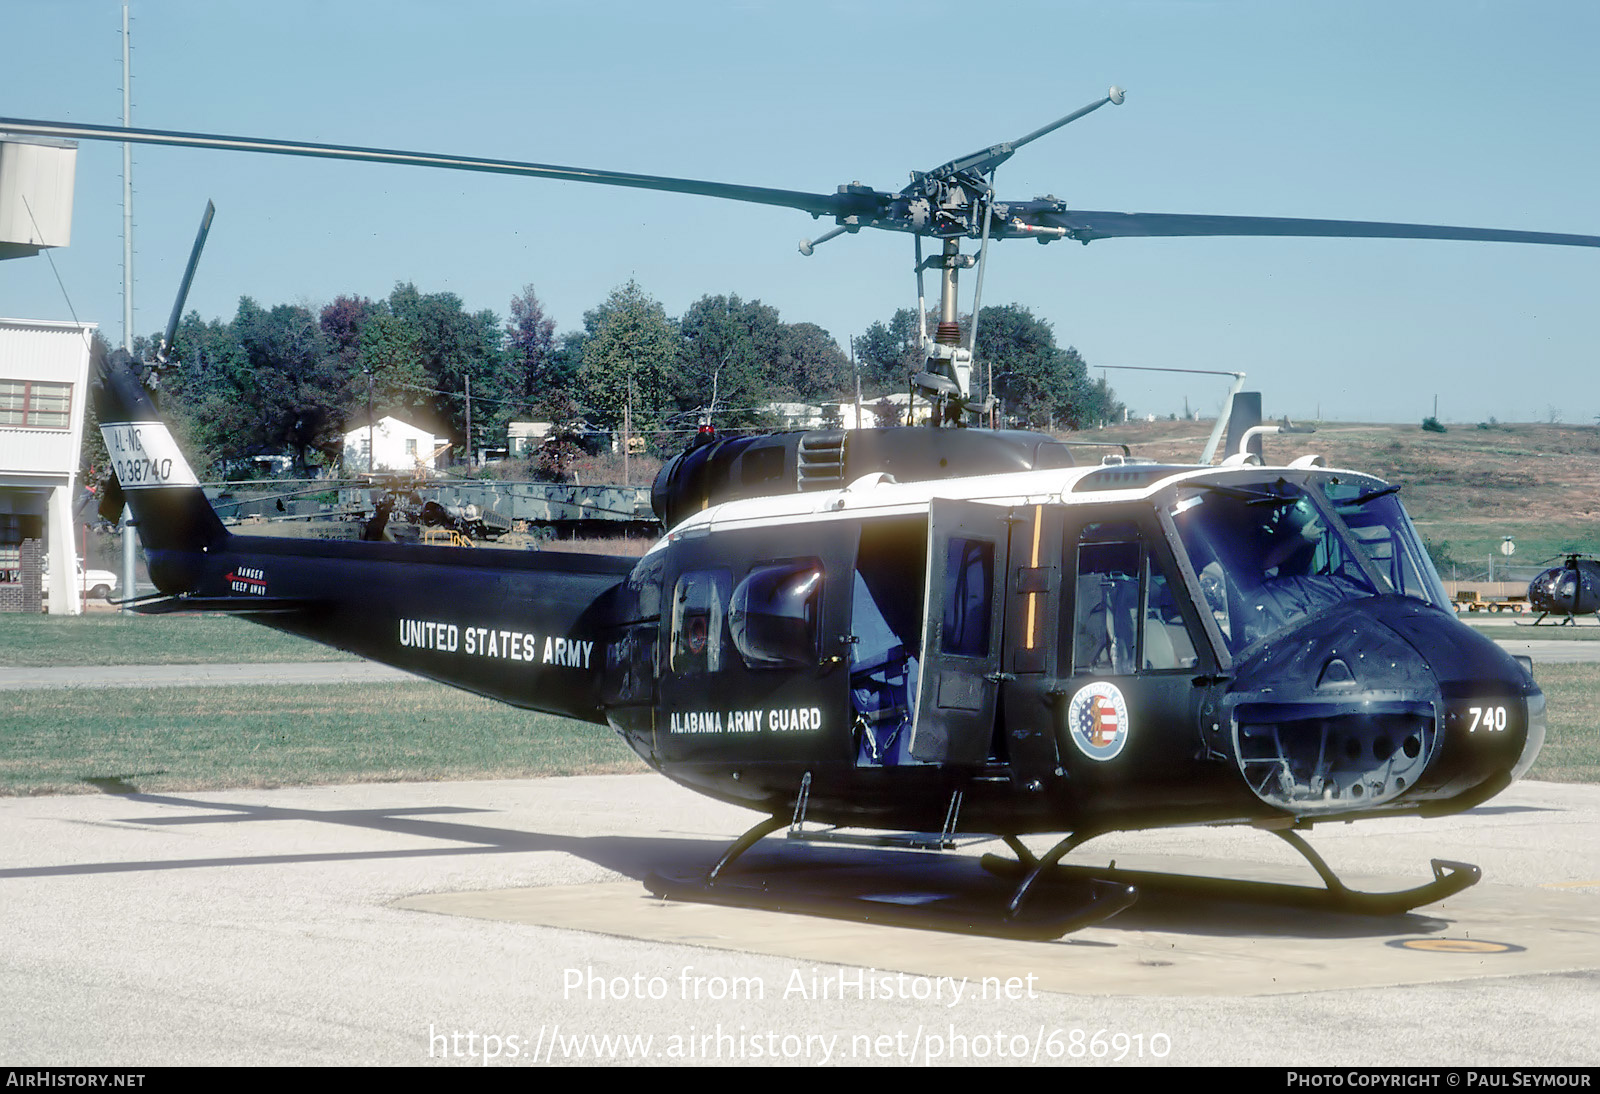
(646, 460, 1373, 548)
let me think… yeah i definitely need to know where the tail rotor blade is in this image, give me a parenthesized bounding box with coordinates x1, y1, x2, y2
(158, 200, 215, 365)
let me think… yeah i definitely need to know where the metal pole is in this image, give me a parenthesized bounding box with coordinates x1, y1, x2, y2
(851, 336, 861, 430)
(121, 5, 133, 353)
(120, 6, 137, 612)
(120, 506, 136, 611)
(939, 239, 960, 332)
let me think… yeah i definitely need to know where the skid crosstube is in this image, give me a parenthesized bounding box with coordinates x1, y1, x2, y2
(641, 811, 1137, 940)
(643, 869, 1136, 941)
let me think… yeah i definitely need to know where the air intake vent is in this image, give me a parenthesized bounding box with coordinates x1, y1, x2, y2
(797, 430, 847, 491)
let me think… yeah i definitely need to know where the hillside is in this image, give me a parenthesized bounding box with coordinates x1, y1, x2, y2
(1085, 420, 1600, 574)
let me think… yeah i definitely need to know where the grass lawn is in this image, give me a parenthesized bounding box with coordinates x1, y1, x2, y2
(1461, 621, 1600, 640)
(1528, 663, 1600, 783)
(0, 612, 358, 667)
(0, 682, 646, 796)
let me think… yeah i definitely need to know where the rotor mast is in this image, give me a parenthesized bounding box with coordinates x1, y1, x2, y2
(905, 88, 1126, 426)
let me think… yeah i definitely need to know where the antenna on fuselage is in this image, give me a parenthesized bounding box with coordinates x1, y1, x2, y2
(1096, 365, 1247, 463)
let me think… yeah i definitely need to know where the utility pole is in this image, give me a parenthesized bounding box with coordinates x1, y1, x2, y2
(850, 336, 862, 430)
(119, 5, 137, 612)
(622, 380, 632, 487)
(365, 369, 374, 473)
(120, 7, 134, 352)
(464, 375, 473, 469)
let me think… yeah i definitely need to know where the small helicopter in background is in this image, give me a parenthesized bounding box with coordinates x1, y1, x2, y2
(1522, 554, 1600, 626)
(10, 88, 1595, 937)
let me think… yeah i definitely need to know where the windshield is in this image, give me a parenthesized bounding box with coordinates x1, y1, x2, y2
(1168, 478, 1386, 656)
(1313, 477, 1450, 608)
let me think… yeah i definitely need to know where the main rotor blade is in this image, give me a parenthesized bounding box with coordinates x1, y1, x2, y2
(0, 116, 856, 220)
(1043, 210, 1600, 249)
(919, 89, 1124, 183)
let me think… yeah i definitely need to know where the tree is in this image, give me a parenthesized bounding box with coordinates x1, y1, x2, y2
(386, 283, 508, 458)
(775, 322, 851, 403)
(1075, 373, 1124, 428)
(319, 295, 377, 372)
(540, 330, 587, 425)
(675, 295, 853, 428)
(506, 284, 569, 419)
(160, 310, 252, 472)
(856, 309, 924, 393)
(232, 298, 351, 470)
(356, 310, 431, 419)
(578, 280, 678, 431)
(974, 303, 1116, 430)
(677, 294, 784, 428)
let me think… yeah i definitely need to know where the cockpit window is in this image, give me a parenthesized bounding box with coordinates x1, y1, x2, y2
(1314, 479, 1449, 607)
(1072, 521, 1199, 674)
(1169, 481, 1382, 656)
(671, 568, 731, 674)
(1075, 525, 1140, 673)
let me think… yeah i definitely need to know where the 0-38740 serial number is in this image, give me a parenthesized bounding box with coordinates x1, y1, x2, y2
(110, 456, 175, 486)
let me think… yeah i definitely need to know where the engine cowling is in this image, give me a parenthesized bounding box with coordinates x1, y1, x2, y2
(651, 427, 1080, 529)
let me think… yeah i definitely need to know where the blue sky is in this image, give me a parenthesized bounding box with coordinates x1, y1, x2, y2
(2, 0, 1597, 423)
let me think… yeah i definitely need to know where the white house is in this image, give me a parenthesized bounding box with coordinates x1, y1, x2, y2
(507, 420, 553, 457)
(759, 401, 884, 430)
(343, 415, 442, 473)
(0, 317, 96, 614)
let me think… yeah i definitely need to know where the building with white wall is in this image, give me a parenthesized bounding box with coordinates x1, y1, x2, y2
(0, 137, 77, 260)
(507, 420, 553, 457)
(343, 415, 442, 473)
(0, 318, 97, 614)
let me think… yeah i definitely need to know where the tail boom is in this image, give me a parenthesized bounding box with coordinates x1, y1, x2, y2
(146, 534, 632, 723)
(92, 346, 633, 724)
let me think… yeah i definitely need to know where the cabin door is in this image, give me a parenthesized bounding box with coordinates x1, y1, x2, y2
(1054, 511, 1212, 794)
(909, 499, 1010, 764)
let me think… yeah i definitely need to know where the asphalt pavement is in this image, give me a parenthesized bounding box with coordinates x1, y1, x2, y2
(2, 774, 1596, 1067)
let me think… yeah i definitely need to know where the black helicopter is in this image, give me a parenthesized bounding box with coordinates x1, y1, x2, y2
(20, 89, 1590, 936)
(1522, 554, 1600, 626)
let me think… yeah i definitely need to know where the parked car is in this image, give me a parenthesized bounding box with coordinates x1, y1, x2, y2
(43, 558, 120, 600)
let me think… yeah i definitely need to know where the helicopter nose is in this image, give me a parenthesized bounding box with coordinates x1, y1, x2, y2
(1386, 605, 1544, 809)
(1223, 598, 1541, 817)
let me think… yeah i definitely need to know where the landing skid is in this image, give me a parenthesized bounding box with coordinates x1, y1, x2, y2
(983, 828, 1481, 917)
(1515, 612, 1600, 627)
(644, 813, 1136, 941)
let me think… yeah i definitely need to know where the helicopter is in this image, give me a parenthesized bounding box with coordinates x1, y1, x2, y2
(17, 88, 1592, 936)
(1521, 554, 1600, 626)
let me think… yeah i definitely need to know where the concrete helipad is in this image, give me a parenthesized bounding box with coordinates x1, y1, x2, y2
(399, 867, 1599, 998)
(3, 774, 1597, 1066)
